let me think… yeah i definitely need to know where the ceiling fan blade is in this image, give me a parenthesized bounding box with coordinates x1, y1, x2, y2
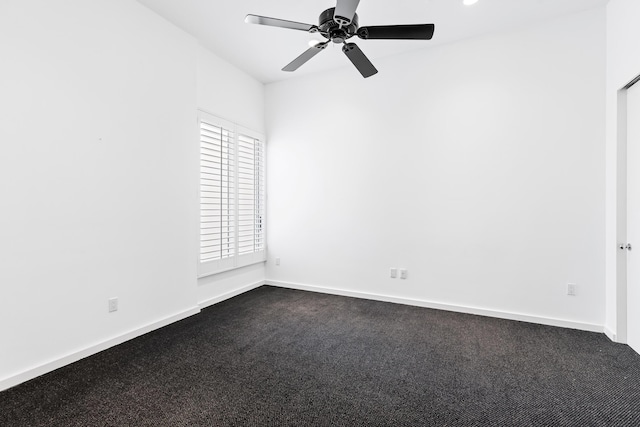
(342, 43, 378, 78)
(334, 0, 361, 26)
(358, 24, 435, 40)
(245, 14, 316, 32)
(282, 42, 329, 72)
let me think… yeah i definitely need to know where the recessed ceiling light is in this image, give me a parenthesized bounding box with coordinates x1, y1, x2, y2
(463, 0, 479, 5)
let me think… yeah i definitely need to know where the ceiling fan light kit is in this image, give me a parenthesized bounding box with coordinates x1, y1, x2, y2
(245, 0, 435, 78)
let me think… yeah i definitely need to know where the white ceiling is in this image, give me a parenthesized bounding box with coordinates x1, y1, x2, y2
(137, 0, 608, 84)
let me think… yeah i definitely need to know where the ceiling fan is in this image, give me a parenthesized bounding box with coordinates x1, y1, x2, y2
(245, 0, 435, 78)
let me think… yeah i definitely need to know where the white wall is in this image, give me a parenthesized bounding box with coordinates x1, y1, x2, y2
(266, 8, 606, 330)
(197, 45, 265, 135)
(0, 0, 266, 391)
(0, 0, 199, 390)
(196, 45, 266, 306)
(605, 0, 640, 341)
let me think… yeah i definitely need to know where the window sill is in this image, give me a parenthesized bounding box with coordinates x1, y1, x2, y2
(197, 259, 266, 279)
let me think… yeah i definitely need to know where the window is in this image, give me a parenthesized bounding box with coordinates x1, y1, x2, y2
(198, 111, 265, 277)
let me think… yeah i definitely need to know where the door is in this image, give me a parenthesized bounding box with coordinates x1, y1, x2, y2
(627, 81, 640, 353)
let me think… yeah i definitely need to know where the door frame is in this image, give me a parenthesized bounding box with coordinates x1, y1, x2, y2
(617, 74, 640, 344)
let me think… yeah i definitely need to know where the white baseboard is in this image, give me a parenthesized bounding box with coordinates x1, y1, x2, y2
(1, 280, 606, 392)
(604, 326, 618, 343)
(0, 306, 201, 392)
(1, 281, 268, 392)
(198, 280, 265, 309)
(266, 280, 605, 334)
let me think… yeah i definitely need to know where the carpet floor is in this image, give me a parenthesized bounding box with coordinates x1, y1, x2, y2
(1, 286, 640, 426)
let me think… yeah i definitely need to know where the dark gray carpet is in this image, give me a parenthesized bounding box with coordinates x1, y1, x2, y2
(2, 285, 640, 426)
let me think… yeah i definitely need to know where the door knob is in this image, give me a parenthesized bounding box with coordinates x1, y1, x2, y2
(621, 243, 633, 250)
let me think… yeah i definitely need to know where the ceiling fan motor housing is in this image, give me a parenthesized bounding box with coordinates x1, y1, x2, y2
(319, 8, 358, 43)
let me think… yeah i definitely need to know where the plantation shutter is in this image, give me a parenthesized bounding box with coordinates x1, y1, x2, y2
(198, 112, 266, 277)
(237, 132, 265, 257)
(199, 116, 236, 272)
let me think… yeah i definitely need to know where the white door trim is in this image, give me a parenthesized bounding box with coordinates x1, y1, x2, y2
(617, 74, 640, 344)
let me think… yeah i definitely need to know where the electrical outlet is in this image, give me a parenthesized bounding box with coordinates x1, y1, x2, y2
(108, 297, 118, 312)
(400, 269, 408, 280)
(390, 268, 398, 279)
(567, 283, 576, 296)
(275, 258, 280, 266)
